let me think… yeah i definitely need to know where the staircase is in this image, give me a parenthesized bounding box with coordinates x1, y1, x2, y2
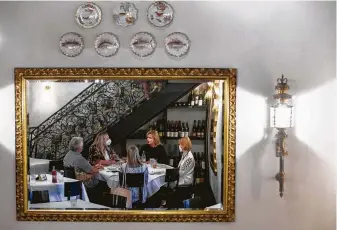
(29, 80, 199, 160)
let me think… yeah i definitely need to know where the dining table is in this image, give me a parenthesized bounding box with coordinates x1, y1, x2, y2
(98, 163, 173, 198)
(29, 174, 89, 202)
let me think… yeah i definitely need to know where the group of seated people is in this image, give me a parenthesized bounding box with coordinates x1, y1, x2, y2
(63, 129, 196, 209)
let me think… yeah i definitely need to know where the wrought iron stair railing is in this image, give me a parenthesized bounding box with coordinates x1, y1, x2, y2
(29, 80, 163, 159)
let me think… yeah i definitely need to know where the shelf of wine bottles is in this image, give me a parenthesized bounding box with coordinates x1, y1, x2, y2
(128, 119, 208, 140)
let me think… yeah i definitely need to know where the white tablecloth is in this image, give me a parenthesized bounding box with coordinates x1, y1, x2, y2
(204, 203, 223, 210)
(29, 174, 89, 202)
(30, 157, 50, 174)
(98, 164, 173, 198)
(29, 200, 110, 210)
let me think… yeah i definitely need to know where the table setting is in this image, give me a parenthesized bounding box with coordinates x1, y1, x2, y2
(98, 159, 173, 198)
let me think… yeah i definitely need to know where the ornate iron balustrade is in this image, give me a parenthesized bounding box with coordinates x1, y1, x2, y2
(29, 80, 163, 159)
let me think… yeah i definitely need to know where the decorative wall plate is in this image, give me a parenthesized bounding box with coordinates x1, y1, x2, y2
(130, 32, 156, 57)
(59, 32, 84, 57)
(94, 32, 120, 57)
(147, 1, 174, 27)
(165, 32, 190, 57)
(112, 2, 138, 27)
(75, 2, 102, 29)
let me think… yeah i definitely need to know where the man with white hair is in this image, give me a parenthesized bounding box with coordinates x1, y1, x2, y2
(63, 137, 100, 174)
(63, 137, 108, 205)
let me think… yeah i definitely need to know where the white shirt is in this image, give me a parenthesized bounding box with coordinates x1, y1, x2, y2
(177, 151, 195, 186)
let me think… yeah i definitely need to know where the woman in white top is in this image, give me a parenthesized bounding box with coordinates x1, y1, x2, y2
(177, 137, 195, 186)
(164, 137, 195, 208)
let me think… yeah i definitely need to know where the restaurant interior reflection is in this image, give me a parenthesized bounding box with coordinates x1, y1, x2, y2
(27, 79, 224, 211)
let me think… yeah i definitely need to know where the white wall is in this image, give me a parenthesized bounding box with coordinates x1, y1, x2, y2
(0, 1, 335, 230)
(27, 82, 91, 127)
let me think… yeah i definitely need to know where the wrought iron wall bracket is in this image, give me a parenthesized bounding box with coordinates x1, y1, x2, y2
(275, 128, 288, 197)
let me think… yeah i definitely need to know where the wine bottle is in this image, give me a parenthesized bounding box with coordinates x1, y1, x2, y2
(174, 121, 179, 138)
(201, 120, 205, 138)
(184, 122, 189, 137)
(201, 152, 205, 170)
(197, 120, 201, 137)
(200, 169, 205, 183)
(166, 120, 171, 137)
(158, 120, 163, 137)
(198, 90, 203, 106)
(180, 122, 185, 137)
(52, 166, 57, 183)
(194, 92, 199, 106)
(192, 120, 197, 137)
(190, 91, 195, 106)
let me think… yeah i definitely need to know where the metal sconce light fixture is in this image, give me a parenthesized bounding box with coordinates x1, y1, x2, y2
(270, 74, 294, 197)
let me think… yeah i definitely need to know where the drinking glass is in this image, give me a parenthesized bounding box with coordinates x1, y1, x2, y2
(58, 170, 64, 183)
(153, 159, 158, 168)
(141, 154, 146, 163)
(30, 174, 36, 184)
(70, 196, 78, 207)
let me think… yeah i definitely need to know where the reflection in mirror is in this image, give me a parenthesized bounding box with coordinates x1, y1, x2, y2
(26, 79, 225, 211)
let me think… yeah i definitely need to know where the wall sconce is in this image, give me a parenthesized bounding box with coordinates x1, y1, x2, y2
(270, 74, 294, 197)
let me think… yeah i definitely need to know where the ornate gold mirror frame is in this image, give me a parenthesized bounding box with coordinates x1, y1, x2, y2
(15, 68, 236, 222)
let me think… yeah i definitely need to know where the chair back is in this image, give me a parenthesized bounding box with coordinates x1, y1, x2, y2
(102, 193, 127, 209)
(64, 166, 76, 179)
(165, 168, 179, 188)
(125, 173, 144, 187)
(64, 181, 83, 200)
(31, 190, 50, 204)
(119, 173, 144, 204)
(49, 160, 64, 172)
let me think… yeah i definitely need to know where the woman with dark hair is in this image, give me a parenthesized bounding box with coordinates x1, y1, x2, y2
(139, 130, 168, 164)
(88, 131, 116, 166)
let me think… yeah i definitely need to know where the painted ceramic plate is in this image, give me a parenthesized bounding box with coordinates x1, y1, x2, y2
(59, 32, 84, 57)
(130, 32, 156, 57)
(147, 1, 174, 27)
(112, 2, 138, 27)
(165, 32, 190, 57)
(94, 32, 120, 57)
(75, 2, 102, 29)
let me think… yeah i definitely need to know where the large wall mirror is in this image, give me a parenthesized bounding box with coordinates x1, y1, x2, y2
(15, 68, 236, 222)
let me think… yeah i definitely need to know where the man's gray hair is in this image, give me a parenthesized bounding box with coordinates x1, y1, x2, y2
(69, 137, 83, 151)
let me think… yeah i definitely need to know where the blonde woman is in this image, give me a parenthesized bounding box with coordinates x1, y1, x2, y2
(139, 130, 168, 164)
(122, 145, 148, 206)
(88, 132, 116, 166)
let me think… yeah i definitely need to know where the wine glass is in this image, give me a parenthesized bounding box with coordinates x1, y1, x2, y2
(141, 151, 147, 163)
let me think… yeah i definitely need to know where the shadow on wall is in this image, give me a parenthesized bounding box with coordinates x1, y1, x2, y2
(235, 129, 335, 230)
